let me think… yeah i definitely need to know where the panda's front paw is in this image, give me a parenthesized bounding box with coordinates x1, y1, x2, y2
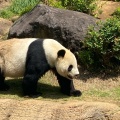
(0, 83, 10, 91)
(70, 90, 82, 97)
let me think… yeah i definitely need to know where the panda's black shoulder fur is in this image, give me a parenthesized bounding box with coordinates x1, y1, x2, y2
(25, 39, 50, 76)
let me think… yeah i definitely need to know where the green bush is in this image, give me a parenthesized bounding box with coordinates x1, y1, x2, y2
(61, 0, 97, 15)
(112, 7, 120, 18)
(79, 18, 120, 71)
(41, 0, 97, 15)
(41, 0, 64, 8)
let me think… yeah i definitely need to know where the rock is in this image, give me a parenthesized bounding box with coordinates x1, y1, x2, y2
(8, 4, 98, 53)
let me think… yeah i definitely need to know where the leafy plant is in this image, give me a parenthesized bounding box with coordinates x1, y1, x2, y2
(41, 0, 64, 8)
(79, 18, 120, 71)
(61, 0, 97, 15)
(112, 7, 120, 18)
(41, 0, 98, 15)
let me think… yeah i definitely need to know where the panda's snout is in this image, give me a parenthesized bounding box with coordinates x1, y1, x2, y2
(74, 74, 79, 79)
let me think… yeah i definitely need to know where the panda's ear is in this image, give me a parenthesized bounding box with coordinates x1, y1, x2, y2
(57, 49, 66, 58)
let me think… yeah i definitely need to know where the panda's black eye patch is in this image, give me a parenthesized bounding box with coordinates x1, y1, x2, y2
(68, 65, 73, 72)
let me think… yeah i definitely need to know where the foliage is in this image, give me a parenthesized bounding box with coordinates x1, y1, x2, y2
(79, 18, 120, 71)
(112, 7, 120, 18)
(41, 0, 64, 8)
(0, 0, 98, 19)
(41, 0, 98, 15)
(0, 0, 40, 18)
(60, 0, 97, 15)
(0, 8, 15, 19)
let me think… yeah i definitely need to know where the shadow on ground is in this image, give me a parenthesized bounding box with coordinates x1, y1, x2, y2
(0, 78, 69, 99)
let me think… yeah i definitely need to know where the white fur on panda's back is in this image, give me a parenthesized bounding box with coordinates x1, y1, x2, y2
(0, 38, 36, 77)
(0, 38, 78, 78)
(43, 39, 66, 67)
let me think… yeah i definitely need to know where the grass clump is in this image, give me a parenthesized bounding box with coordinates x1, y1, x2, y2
(0, 0, 98, 19)
(0, 71, 120, 104)
(0, 0, 40, 19)
(85, 89, 111, 98)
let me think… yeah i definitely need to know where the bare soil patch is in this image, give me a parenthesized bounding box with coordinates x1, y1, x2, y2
(0, 99, 120, 120)
(0, 18, 12, 40)
(97, 1, 120, 19)
(0, 0, 10, 10)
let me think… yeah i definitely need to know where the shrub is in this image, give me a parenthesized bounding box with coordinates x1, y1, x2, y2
(61, 0, 97, 15)
(112, 7, 120, 18)
(41, 0, 98, 15)
(41, 0, 64, 8)
(79, 18, 120, 71)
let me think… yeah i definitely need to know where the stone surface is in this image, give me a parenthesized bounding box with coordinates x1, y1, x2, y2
(8, 4, 98, 52)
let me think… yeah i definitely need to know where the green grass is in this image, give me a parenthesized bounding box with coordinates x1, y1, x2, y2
(84, 88, 120, 100)
(0, 71, 120, 105)
(0, 0, 40, 19)
(112, 87, 120, 100)
(80, 81, 120, 103)
(0, 72, 68, 100)
(85, 89, 111, 97)
(0, 0, 99, 19)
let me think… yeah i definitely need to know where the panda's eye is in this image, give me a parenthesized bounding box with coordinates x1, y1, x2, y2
(68, 65, 73, 72)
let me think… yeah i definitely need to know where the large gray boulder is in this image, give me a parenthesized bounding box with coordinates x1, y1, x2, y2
(8, 4, 98, 52)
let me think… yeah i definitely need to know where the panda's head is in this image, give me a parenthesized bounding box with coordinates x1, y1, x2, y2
(55, 49, 79, 79)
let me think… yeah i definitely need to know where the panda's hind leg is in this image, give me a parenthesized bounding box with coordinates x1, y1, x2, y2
(22, 62, 50, 98)
(0, 70, 9, 91)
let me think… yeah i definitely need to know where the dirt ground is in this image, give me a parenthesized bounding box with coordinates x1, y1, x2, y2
(0, 0, 120, 120)
(0, 99, 120, 120)
(97, 1, 120, 19)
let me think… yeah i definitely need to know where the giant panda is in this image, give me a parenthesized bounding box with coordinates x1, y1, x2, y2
(0, 38, 81, 97)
